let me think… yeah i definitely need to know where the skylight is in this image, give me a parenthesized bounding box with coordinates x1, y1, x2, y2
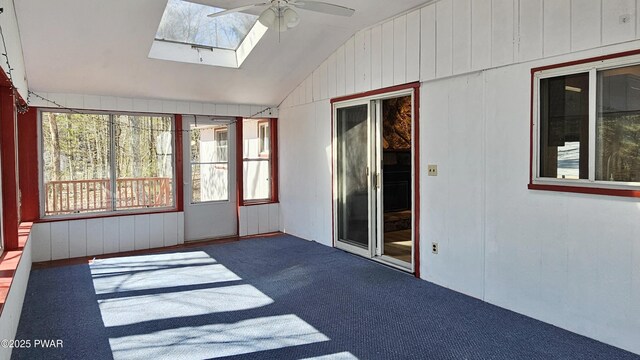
(156, 0, 258, 51)
(149, 0, 268, 69)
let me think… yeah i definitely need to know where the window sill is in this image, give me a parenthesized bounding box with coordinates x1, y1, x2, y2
(242, 200, 279, 207)
(36, 207, 181, 223)
(528, 183, 640, 198)
(0, 223, 31, 316)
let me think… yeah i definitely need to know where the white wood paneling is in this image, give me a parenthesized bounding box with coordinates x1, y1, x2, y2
(543, 0, 571, 57)
(382, 20, 395, 87)
(491, 0, 515, 66)
(602, 0, 636, 45)
(86, 218, 104, 256)
(571, 0, 602, 51)
(239, 206, 248, 236)
(436, 0, 454, 77)
(327, 52, 337, 99)
(258, 205, 270, 234)
(421, 5, 437, 80)
(178, 212, 184, 244)
(452, 0, 472, 74)
(345, 36, 356, 95)
(247, 206, 259, 235)
(313, 69, 321, 101)
(371, 25, 383, 89)
(29, 92, 278, 117)
(134, 214, 150, 250)
(319, 60, 328, 100)
(336, 45, 346, 96)
(103, 217, 120, 254)
(32, 223, 51, 262)
(163, 212, 179, 246)
(50, 221, 69, 260)
(355, 30, 371, 93)
(149, 214, 165, 248)
(394, 16, 407, 85)
(471, 0, 492, 71)
(69, 220, 87, 258)
(519, 0, 543, 61)
(118, 216, 135, 252)
(406, 10, 421, 82)
(269, 203, 280, 232)
(305, 76, 313, 104)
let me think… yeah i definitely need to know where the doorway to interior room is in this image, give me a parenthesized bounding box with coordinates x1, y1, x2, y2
(332, 86, 417, 272)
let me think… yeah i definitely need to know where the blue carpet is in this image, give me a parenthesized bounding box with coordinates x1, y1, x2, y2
(11, 234, 640, 360)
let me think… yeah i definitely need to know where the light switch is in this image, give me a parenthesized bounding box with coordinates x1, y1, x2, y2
(427, 164, 438, 176)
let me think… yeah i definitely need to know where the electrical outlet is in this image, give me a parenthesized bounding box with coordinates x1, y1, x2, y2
(432, 242, 438, 254)
(427, 164, 438, 176)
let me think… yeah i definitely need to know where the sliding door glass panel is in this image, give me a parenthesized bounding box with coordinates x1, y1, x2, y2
(336, 104, 370, 249)
(381, 95, 413, 264)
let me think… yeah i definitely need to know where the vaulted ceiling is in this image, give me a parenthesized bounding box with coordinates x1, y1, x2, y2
(15, 0, 430, 106)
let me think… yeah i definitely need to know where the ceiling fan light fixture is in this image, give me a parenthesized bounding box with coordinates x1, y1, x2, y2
(282, 7, 300, 28)
(258, 7, 277, 27)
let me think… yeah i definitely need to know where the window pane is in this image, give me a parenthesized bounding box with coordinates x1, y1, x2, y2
(114, 115, 174, 210)
(192, 164, 229, 202)
(42, 112, 111, 215)
(190, 123, 229, 202)
(596, 65, 640, 182)
(243, 119, 271, 201)
(539, 73, 590, 179)
(155, 0, 258, 50)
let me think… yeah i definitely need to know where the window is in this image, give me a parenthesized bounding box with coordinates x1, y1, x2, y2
(190, 122, 229, 203)
(532, 54, 640, 193)
(243, 119, 275, 202)
(258, 121, 270, 156)
(155, 0, 258, 51)
(150, 0, 267, 69)
(41, 111, 175, 217)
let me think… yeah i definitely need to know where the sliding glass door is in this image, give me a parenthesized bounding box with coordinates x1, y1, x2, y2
(335, 102, 373, 256)
(333, 90, 415, 272)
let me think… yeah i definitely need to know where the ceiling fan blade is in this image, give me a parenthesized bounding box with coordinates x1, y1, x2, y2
(207, 3, 269, 18)
(290, 1, 355, 17)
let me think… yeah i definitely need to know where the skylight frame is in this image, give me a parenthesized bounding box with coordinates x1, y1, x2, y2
(149, 0, 267, 69)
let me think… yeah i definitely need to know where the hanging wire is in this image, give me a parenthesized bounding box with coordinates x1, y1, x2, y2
(0, 9, 277, 128)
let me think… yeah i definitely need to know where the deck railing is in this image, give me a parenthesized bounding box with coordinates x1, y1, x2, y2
(45, 177, 172, 215)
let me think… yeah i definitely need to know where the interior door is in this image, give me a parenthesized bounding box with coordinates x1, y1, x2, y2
(334, 102, 374, 257)
(183, 116, 237, 241)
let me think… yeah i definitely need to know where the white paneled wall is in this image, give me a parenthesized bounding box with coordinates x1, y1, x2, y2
(277, 0, 640, 355)
(281, 0, 640, 109)
(238, 203, 280, 237)
(29, 92, 278, 118)
(31, 212, 184, 262)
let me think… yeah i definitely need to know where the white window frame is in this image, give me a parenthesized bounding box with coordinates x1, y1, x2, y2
(532, 53, 640, 191)
(189, 120, 231, 204)
(38, 108, 177, 219)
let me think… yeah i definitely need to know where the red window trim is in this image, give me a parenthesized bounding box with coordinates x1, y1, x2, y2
(330, 82, 421, 278)
(529, 49, 640, 198)
(0, 222, 31, 316)
(17, 108, 185, 224)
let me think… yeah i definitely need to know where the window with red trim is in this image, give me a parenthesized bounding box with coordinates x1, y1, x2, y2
(40, 110, 176, 217)
(242, 118, 277, 203)
(532, 54, 640, 194)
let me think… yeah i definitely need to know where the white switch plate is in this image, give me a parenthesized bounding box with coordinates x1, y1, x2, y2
(427, 165, 438, 176)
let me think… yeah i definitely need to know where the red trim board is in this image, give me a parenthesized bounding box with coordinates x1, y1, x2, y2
(0, 86, 19, 250)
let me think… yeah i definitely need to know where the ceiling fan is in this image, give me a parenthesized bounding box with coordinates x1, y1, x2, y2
(207, 0, 355, 32)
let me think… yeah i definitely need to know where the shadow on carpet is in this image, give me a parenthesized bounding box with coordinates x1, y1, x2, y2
(11, 234, 640, 360)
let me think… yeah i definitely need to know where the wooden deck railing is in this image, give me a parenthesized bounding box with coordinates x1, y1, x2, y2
(45, 177, 172, 215)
